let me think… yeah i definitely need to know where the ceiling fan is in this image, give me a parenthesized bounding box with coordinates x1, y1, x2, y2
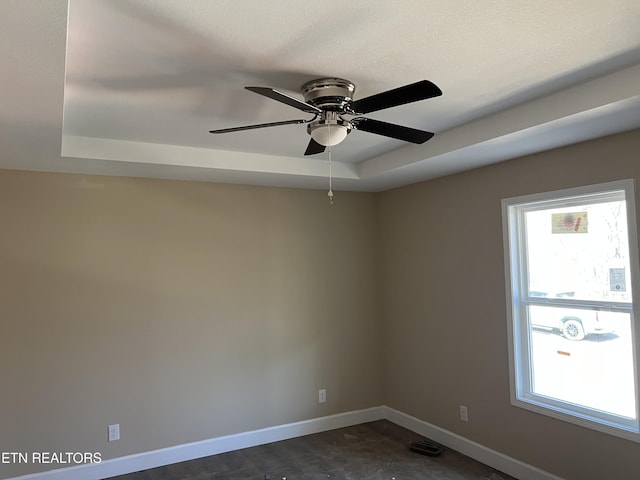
(209, 78, 442, 155)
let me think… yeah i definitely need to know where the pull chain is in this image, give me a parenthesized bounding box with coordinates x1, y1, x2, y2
(327, 123, 334, 205)
(328, 145, 334, 205)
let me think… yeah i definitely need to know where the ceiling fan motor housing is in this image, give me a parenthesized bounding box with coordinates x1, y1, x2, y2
(302, 78, 355, 146)
(301, 78, 355, 112)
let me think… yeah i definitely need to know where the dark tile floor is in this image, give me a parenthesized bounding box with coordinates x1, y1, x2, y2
(107, 420, 517, 480)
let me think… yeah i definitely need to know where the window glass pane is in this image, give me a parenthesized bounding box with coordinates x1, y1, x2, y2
(528, 304, 636, 418)
(503, 181, 640, 438)
(525, 200, 631, 303)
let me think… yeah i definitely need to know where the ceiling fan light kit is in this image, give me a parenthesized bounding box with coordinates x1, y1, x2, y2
(209, 77, 442, 155)
(308, 113, 352, 147)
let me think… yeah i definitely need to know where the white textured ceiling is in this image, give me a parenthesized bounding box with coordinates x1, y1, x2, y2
(2, 1, 640, 191)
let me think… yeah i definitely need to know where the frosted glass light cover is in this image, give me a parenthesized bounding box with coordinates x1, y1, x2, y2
(310, 124, 348, 146)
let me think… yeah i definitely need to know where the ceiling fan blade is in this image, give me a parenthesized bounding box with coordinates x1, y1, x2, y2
(350, 80, 442, 114)
(209, 119, 306, 134)
(304, 138, 326, 156)
(245, 86, 322, 114)
(351, 117, 434, 144)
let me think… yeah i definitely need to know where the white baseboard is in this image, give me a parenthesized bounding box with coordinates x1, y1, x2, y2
(383, 406, 564, 480)
(5, 406, 385, 480)
(6, 406, 563, 480)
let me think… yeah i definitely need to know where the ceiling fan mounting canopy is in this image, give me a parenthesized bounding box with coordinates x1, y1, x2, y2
(209, 77, 442, 155)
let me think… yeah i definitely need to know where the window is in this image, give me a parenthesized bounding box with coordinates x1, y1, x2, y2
(502, 180, 640, 441)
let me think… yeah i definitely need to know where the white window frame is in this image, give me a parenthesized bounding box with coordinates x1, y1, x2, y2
(502, 179, 640, 441)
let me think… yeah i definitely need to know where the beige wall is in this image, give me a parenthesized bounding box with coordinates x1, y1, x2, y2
(2, 129, 640, 480)
(378, 128, 640, 480)
(0, 172, 382, 478)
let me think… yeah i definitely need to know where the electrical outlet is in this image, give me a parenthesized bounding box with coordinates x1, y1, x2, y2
(108, 424, 120, 442)
(318, 389, 327, 403)
(459, 405, 468, 422)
